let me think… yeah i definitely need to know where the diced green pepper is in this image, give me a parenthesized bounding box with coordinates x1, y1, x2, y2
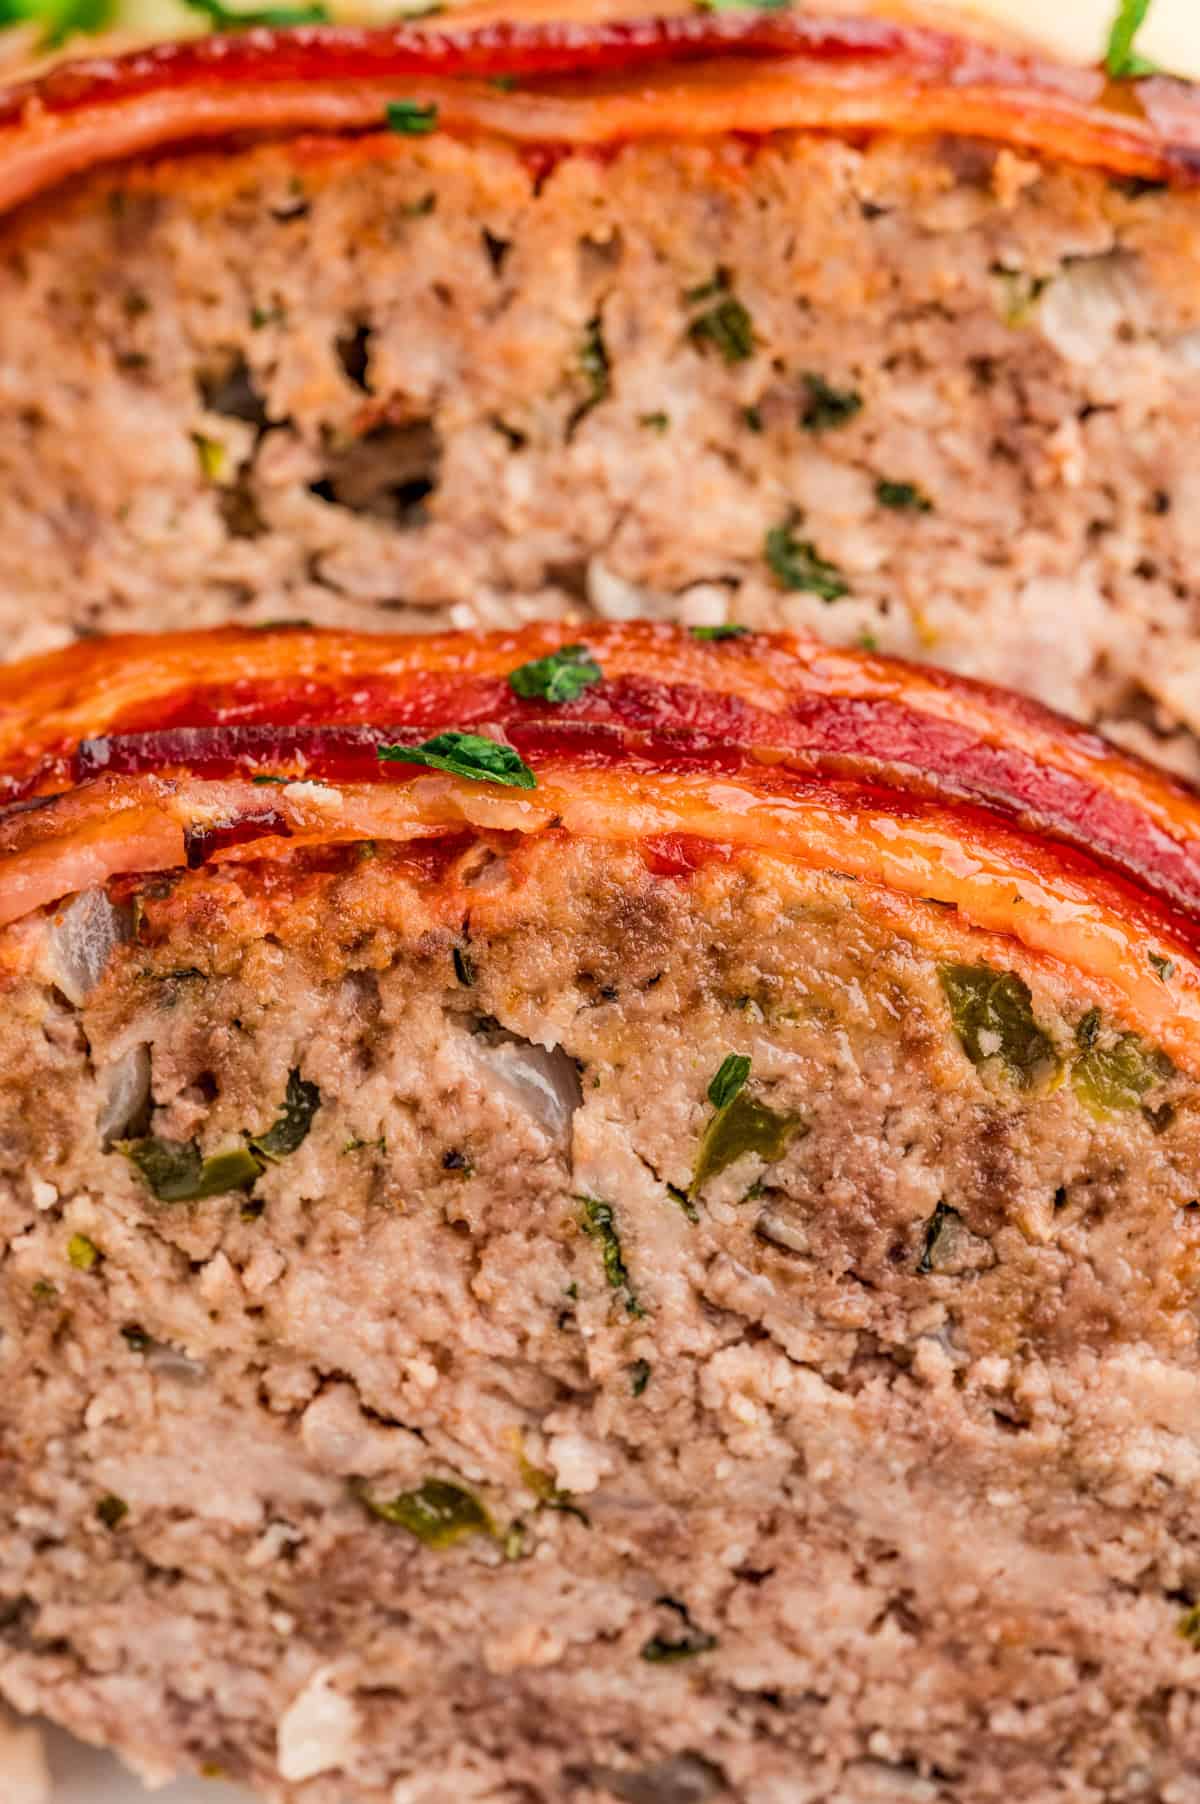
(1071, 1013, 1173, 1118)
(939, 964, 1060, 1093)
(362, 1478, 492, 1548)
(693, 1054, 804, 1191)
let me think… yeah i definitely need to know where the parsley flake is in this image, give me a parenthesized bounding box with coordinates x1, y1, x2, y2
(579, 1197, 644, 1317)
(0, 0, 113, 47)
(385, 100, 439, 135)
(765, 521, 849, 601)
(1105, 0, 1158, 78)
(708, 1053, 751, 1110)
(576, 317, 610, 414)
(690, 624, 750, 642)
(800, 372, 862, 433)
(687, 272, 755, 364)
(378, 731, 536, 790)
(508, 643, 602, 704)
(182, 0, 327, 24)
(248, 1068, 321, 1161)
(877, 479, 933, 513)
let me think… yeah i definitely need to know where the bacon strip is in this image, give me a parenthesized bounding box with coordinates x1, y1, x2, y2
(4, 622, 1200, 919)
(0, 10, 1196, 219)
(2, 622, 1200, 1072)
(2, 755, 1198, 1071)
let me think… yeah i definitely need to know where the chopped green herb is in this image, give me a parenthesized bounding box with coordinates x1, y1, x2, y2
(362, 1478, 492, 1548)
(765, 521, 849, 602)
(401, 192, 438, 218)
(639, 411, 670, 432)
(708, 1053, 751, 1110)
(379, 731, 536, 790)
(31, 1279, 57, 1303)
(385, 100, 439, 135)
(742, 405, 764, 433)
(343, 1134, 386, 1154)
(630, 1359, 652, 1397)
(251, 774, 288, 786)
(1179, 1602, 1200, 1647)
(123, 1067, 317, 1204)
(489, 73, 518, 91)
(68, 1233, 99, 1272)
(857, 632, 880, 653)
(939, 964, 1060, 1093)
(183, 0, 327, 22)
(576, 317, 610, 414)
(876, 479, 933, 513)
(121, 1137, 262, 1203)
(800, 373, 862, 433)
(453, 946, 476, 986)
(1071, 1015, 1173, 1118)
(191, 435, 226, 483)
(1149, 951, 1176, 983)
(250, 303, 285, 329)
(0, 0, 113, 48)
(248, 1068, 320, 1162)
(579, 1197, 643, 1317)
(508, 643, 603, 705)
(690, 624, 750, 642)
(95, 1494, 128, 1530)
(687, 273, 755, 364)
(640, 1599, 718, 1662)
(1105, 0, 1158, 77)
(693, 1055, 805, 1192)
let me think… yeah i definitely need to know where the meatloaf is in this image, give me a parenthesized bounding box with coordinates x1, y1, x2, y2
(3, 7, 1200, 766)
(3, 620, 1200, 1801)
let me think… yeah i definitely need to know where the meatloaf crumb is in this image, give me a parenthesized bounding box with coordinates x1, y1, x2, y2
(4, 835, 1200, 1801)
(1, 132, 1200, 767)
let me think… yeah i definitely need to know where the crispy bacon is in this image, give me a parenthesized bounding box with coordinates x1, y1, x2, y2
(5, 622, 1200, 916)
(0, 8, 1197, 219)
(2, 622, 1200, 1073)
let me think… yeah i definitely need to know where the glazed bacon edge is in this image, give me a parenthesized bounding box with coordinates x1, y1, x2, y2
(3, 621, 1200, 927)
(36, 701, 1200, 932)
(0, 10, 1198, 219)
(2, 624, 1200, 1069)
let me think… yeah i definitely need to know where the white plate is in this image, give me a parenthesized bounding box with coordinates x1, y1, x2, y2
(45, 1725, 252, 1802)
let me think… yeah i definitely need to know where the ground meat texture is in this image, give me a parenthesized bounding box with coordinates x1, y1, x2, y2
(2, 834, 1200, 1802)
(1, 131, 1200, 769)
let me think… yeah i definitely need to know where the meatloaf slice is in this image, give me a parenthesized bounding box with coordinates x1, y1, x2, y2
(2, 9, 1200, 768)
(3, 621, 1200, 1802)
